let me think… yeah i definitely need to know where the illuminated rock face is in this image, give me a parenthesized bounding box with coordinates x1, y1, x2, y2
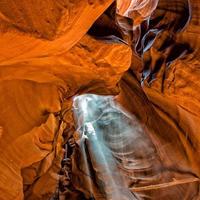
(0, 0, 200, 199)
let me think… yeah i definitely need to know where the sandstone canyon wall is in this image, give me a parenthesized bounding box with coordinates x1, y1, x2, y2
(0, 0, 199, 199)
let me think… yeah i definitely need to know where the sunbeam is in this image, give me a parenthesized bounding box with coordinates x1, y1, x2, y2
(72, 94, 145, 200)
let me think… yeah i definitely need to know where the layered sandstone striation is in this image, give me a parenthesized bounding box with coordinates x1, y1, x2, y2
(0, 0, 200, 199)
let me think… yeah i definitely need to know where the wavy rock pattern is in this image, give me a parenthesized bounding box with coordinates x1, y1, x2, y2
(0, 0, 199, 199)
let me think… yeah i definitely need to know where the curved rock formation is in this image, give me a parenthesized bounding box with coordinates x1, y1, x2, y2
(0, 0, 199, 199)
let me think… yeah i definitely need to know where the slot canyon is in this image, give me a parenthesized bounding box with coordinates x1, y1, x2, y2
(0, 0, 200, 199)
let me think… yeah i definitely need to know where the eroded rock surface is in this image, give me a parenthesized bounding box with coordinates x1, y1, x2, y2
(0, 0, 200, 199)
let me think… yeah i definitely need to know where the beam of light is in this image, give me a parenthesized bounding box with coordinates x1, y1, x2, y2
(72, 94, 200, 200)
(73, 94, 139, 200)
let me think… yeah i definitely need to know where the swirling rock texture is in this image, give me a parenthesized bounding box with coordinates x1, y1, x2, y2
(0, 0, 199, 199)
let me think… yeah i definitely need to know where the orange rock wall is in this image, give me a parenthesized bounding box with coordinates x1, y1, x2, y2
(0, 0, 199, 199)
